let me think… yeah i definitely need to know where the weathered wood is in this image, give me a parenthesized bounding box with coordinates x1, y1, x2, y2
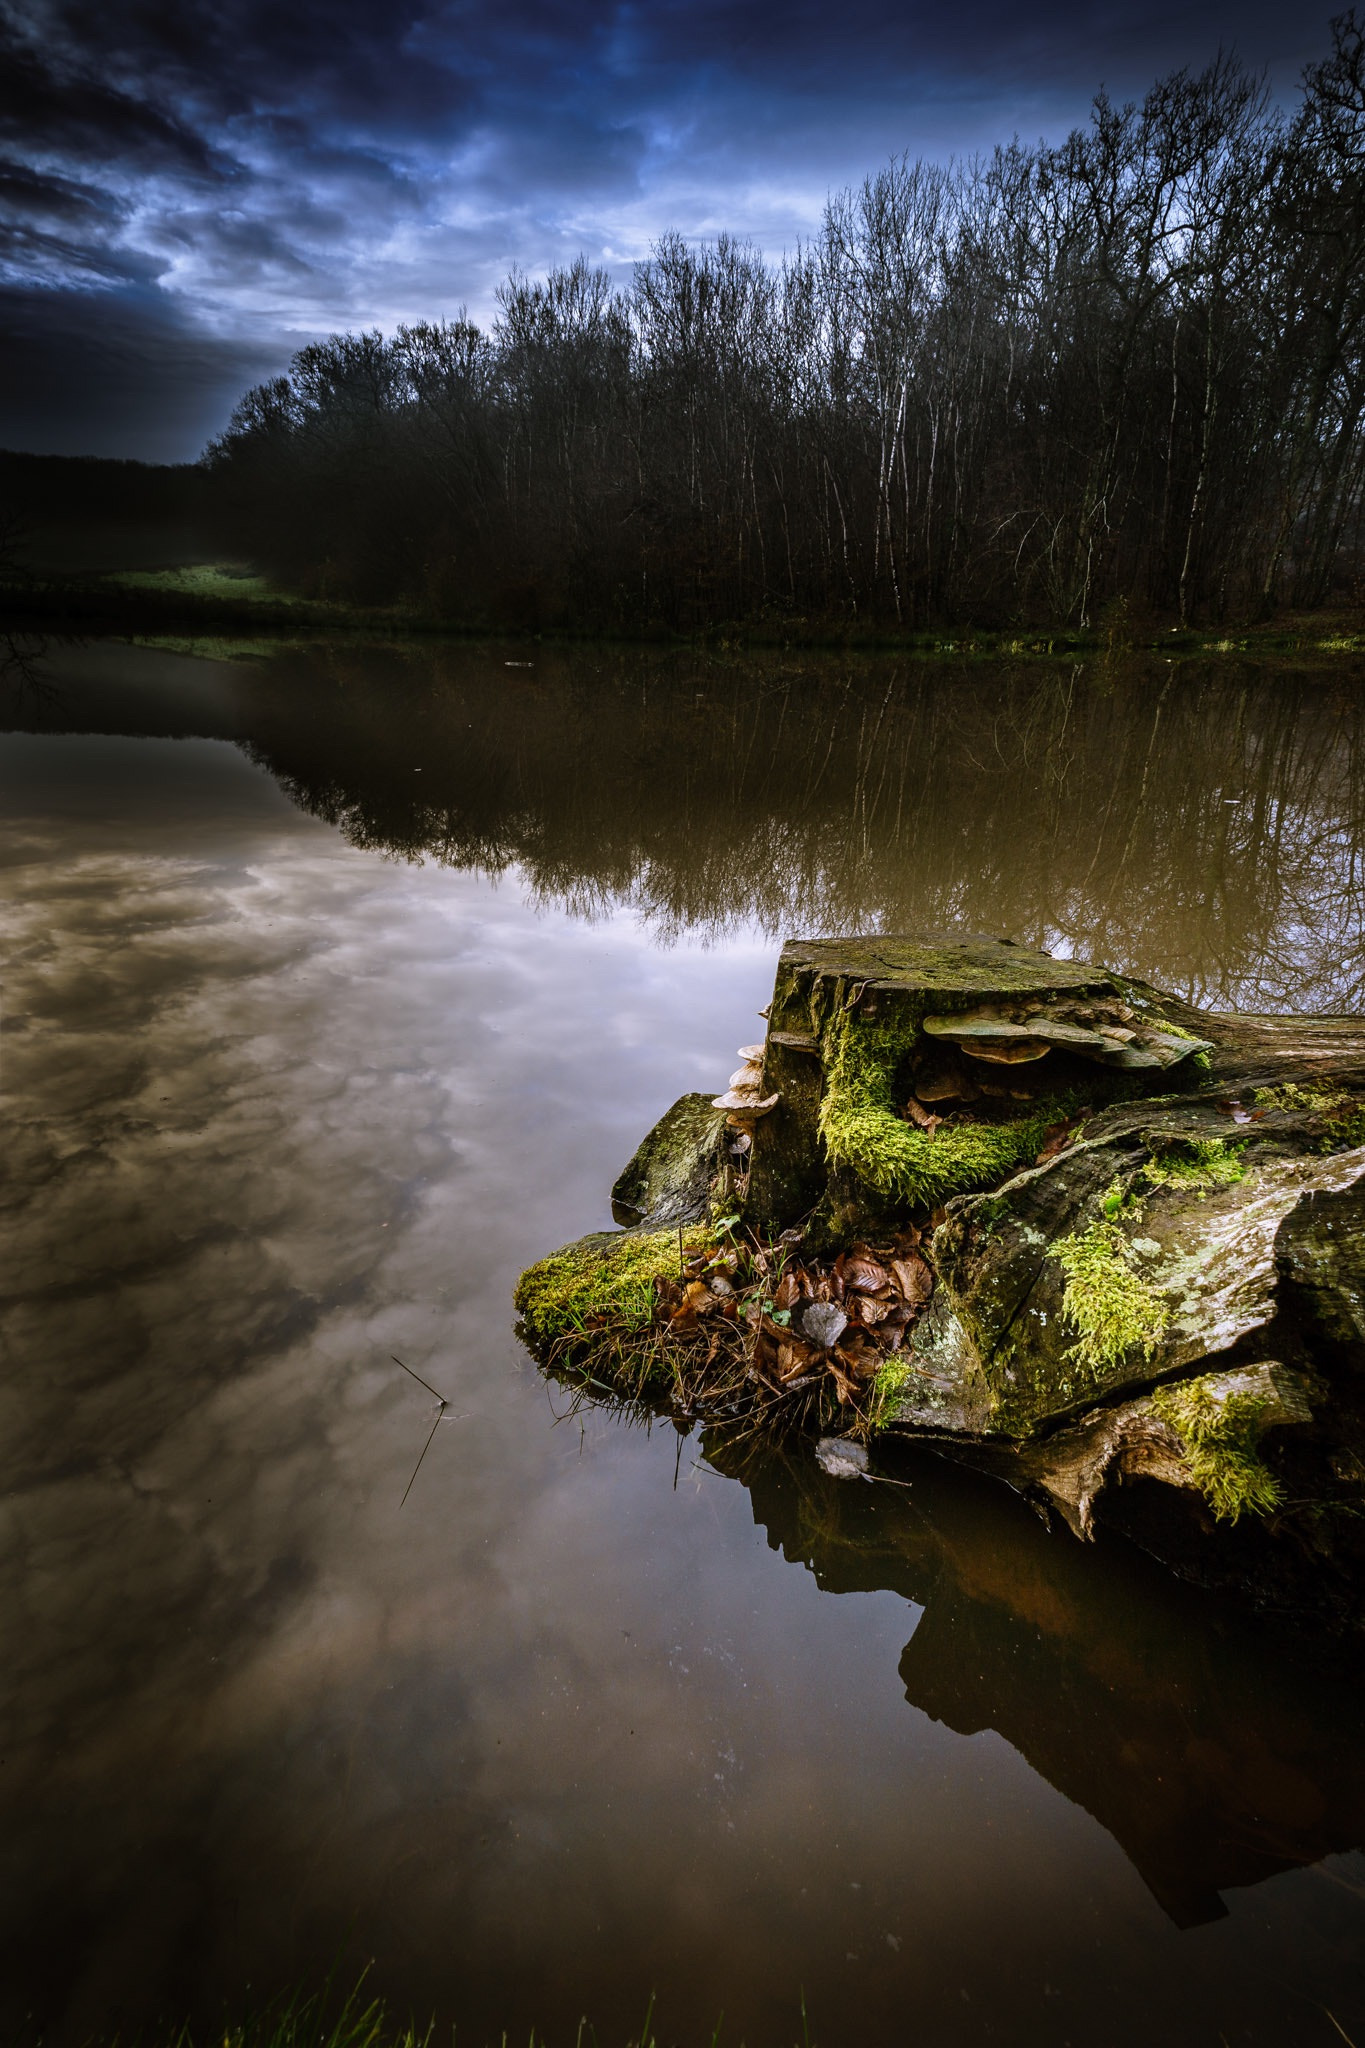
(516, 931, 1365, 1633)
(745, 930, 1216, 1237)
(611, 1092, 725, 1227)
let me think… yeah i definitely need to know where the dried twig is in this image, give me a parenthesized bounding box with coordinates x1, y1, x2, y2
(392, 1354, 452, 1508)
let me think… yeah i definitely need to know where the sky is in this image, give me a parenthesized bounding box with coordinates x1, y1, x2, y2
(0, 0, 1340, 463)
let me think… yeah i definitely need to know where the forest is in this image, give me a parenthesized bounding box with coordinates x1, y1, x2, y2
(207, 15, 1365, 634)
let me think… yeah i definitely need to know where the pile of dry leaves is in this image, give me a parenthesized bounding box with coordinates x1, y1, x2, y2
(650, 1224, 938, 1434)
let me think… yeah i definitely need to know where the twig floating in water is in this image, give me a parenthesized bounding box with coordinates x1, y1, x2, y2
(400, 1406, 445, 1509)
(392, 1355, 453, 1508)
(391, 1354, 448, 1403)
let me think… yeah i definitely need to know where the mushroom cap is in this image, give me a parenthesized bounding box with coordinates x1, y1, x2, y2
(769, 1029, 820, 1052)
(1144, 1028, 1215, 1064)
(915, 1070, 974, 1102)
(924, 1006, 1213, 1071)
(736, 1043, 766, 1062)
(712, 1088, 780, 1118)
(963, 1040, 1053, 1065)
(728, 1063, 764, 1090)
(924, 1012, 1035, 1042)
(1017, 1015, 1119, 1050)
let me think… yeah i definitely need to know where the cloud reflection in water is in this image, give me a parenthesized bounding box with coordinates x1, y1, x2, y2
(2, 658, 1365, 2047)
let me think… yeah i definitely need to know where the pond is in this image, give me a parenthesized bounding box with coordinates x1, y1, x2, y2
(3, 640, 1365, 2048)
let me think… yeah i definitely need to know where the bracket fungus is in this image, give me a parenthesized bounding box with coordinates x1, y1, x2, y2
(713, 1043, 781, 1127)
(922, 1004, 1212, 1072)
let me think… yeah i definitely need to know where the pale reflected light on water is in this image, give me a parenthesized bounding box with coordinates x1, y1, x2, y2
(2, 644, 1364, 2048)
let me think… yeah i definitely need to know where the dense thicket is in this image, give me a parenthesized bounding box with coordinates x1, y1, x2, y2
(209, 18, 1365, 630)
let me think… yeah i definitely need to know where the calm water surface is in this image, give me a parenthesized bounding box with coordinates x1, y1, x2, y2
(3, 642, 1365, 2048)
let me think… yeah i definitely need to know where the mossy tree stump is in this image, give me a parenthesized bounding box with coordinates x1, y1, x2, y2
(743, 933, 1212, 1240)
(514, 930, 1365, 1634)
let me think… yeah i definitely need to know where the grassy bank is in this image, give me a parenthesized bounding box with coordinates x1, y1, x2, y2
(4, 559, 1365, 662)
(75, 1978, 770, 2048)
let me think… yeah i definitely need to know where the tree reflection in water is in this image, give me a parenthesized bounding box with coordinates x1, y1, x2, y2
(16, 641, 1365, 1012)
(238, 647, 1365, 1013)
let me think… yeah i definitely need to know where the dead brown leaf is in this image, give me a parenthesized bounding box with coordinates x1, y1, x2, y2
(773, 1271, 801, 1313)
(904, 1097, 943, 1133)
(890, 1254, 934, 1306)
(776, 1339, 818, 1381)
(825, 1355, 859, 1403)
(844, 1252, 890, 1294)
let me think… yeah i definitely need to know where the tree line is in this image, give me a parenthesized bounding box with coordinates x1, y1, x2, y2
(208, 16, 1365, 632)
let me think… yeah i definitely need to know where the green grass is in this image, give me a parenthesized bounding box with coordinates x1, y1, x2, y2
(107, 562, 291, 602)
(7, 546, 1365, 660)
(130, 632, 290, 660)
(103, 1976, 763, 2048)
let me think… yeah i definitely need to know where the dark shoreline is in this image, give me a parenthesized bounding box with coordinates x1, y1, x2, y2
(5, 571, 1365, 661)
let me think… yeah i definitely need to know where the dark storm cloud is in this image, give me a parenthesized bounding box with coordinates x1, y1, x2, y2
(0, 0, 1340, 458)
(0, 286, 285, 459)
(0, 160, 127, 231)
(0, 33, 229, 178)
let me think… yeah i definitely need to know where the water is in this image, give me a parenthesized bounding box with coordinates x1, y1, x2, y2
(2, 640, 1364, 2048)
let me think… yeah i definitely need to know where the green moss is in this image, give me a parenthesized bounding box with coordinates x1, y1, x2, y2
(1251, 1079, 1337, 1113)
(1251, 1080, 1365, 1152)
(869, 1353, 916, 1428)
(816, 1008, 1075, 1209)
(1142, 1136, 1247, 1194)
(1151, 1376, 1283, 1522)
(1331, 1108, 1365, 1149)
(1053, 1200, 1170, 1379)
(514, 1227, 705, 1362)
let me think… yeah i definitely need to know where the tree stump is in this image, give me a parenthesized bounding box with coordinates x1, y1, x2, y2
(514, 931, 1365, 1635)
